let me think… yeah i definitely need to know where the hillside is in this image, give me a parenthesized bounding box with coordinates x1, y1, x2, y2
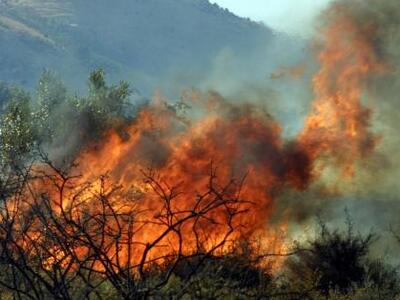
(0, 0, 275, 93)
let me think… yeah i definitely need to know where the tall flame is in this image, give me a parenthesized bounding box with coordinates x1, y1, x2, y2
(299, 4, 384, 177)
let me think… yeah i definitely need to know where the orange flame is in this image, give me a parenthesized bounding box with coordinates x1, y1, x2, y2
(299, 4, 384, 176)
(73, 96, 304, 266)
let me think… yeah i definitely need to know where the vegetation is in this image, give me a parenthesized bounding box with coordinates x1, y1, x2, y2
(0, 69, 135, 167)
(0, 72, 398, 299)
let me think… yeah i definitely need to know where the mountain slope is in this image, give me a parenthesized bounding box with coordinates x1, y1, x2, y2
(0, 0, 274, 92)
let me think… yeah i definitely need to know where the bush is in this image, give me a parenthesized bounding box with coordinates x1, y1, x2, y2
(284, 221, 381, 297)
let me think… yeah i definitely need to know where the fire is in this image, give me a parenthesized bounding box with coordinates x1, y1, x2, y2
(299, 4, 384, 176)
(73, 96, 303, 266)
(5, 3, 385, 273)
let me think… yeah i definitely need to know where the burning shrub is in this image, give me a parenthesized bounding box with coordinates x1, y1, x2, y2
(0, 155, 262, 299)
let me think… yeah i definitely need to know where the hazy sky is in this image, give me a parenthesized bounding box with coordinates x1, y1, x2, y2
(211, 0, 334, 36)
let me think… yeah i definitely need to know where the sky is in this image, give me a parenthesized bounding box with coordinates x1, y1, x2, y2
(211, 0, 334, 36)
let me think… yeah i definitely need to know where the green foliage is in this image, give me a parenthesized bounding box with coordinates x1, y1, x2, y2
(37, 69, 67, 111)
(0, 69, 135, 169)
(35, 70, 68, 142)
(0, 88, 36, 165)
(77, 69, 132, 140)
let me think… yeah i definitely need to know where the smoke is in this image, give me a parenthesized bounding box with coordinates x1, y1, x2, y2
(265, 0, 400, 259)
(326, 1, 400, 221)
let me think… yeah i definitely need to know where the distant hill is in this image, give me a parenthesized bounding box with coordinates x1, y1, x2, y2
(0, 0, 279, 93)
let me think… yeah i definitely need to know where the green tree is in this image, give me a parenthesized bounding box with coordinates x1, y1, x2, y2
(0, 90, 37, 166)
(35, 70, 68, 142)
(77, 69, 131, 140)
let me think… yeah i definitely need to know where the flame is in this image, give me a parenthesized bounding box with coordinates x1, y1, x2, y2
(72, 96, 305, 266)
(299, 4, 384, 176)
(5, 3, 386, 273)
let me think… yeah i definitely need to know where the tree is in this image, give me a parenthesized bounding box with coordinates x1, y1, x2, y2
(78, 69, 132, 140)
(0, 70, 139, 169)
(35, 70, 68, 143)
(0, 90, 37, 167)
